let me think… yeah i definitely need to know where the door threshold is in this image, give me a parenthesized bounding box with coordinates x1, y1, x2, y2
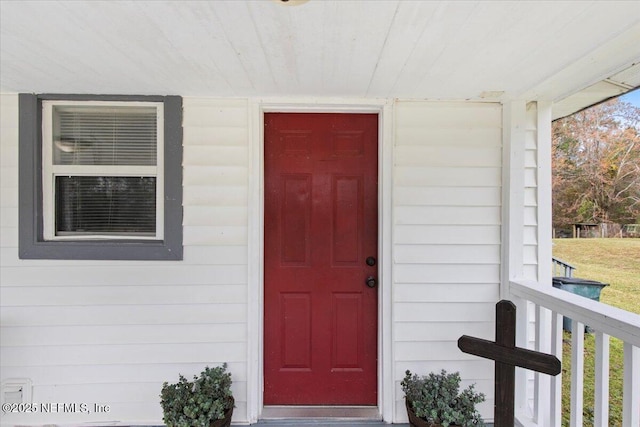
(261, 406, 380, 420)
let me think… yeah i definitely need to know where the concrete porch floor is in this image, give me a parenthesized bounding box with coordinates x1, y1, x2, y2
(253, 421, 494, 426)
(254, 422, 406, 426)
(254, 422, 495, 426)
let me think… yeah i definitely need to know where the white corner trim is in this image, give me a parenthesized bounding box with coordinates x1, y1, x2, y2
(501, 100, 527, 297)
(536, 101, 553, 286)
(247, 99, 264, 424)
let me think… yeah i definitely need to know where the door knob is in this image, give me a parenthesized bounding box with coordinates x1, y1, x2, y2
(365, 276, 377, 288)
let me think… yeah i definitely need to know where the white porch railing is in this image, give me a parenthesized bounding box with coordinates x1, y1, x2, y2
(551, 257, 576, 278)
(508, 279, 640, 427)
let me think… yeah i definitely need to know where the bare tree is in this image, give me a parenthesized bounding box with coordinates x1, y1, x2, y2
(552, 98, 640, 229)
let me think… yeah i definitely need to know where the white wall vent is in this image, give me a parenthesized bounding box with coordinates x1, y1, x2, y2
(1, 379, 32, 404)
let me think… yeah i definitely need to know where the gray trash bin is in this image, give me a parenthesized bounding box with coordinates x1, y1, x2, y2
(552, 277, 608, 332)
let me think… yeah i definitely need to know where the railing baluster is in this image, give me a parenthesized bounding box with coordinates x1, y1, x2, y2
(570, 320, 584, 427)
(534, 304, 551, 425)
(623, 343, 639, 427)
(550, 311, 563, 427)
(594, 331, 610, 427)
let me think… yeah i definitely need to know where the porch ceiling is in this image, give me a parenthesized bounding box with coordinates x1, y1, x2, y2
(1, 1, 639, 110)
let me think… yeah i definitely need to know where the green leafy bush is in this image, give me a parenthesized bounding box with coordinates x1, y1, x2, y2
(401, 369, 485, 427)
(160, 363, 233, 427)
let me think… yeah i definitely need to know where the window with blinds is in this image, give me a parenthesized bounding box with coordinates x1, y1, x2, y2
(42, 101, 164, 240)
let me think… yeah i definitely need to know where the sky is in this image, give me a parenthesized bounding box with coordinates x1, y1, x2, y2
(620, 88, 640, 107)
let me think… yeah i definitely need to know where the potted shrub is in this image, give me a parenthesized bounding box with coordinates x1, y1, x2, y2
(160, 363, 234, 427)
(401, 369, 485, 427)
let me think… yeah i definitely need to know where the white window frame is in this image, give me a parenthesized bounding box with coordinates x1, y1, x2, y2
(41, 100, 165, 241)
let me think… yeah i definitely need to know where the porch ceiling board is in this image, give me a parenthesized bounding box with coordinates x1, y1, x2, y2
(1, 1, 639, 106)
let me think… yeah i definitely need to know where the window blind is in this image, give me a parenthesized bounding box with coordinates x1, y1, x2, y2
(53, 105, 157, 166)
(55, 176, 157, 236)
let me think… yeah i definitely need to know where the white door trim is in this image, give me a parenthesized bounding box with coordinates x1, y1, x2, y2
(247, 98, 394, 423)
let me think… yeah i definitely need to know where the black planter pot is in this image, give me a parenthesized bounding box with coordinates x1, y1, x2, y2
(210, 397, 234, 427)
(405, 398, 461, 427)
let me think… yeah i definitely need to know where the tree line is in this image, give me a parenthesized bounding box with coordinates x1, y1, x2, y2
(552, 97, 640, 231)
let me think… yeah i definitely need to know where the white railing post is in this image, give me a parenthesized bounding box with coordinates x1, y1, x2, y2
(623, 343, 639, 427)
(514, 296, 531, 417)
(594, 331, 610, 427)
(549, 311, 563, 427)
(534, 304, 551, 425)
(570, 320, 585, 427)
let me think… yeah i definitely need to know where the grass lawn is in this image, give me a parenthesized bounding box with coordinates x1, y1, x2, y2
(552, 238, 640, 426)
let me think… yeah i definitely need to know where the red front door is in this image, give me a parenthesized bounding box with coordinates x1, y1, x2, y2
(264, 113, 378, 405)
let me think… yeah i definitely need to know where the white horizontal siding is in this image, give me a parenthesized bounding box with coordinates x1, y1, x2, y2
(394, 224, 501, 244)
(182, 99, 249, 128)
(1, 95, 510, 426)
(395, 244, 500, 264)
(394, 302, 496, 323)
(0, 95, 18, 262)
(184, 126, 248, 146)
(395, 321, 494, 342)
(395, 264, 500, 283)
(184, 206, 248, 226)
(0, 284, 247, 306)
(0, 246, 248, 267)
(0, 265, 247, 286)
(395, 283, 498, 303)
(0, 94, 19, 127)
(184, 146, 248, 166)
(0, 324, 247, 347)
(1, 343, 247, 366)
(395, 186, 501, 206)
(395, 127, 501, 147)
(0, 304, 248, 327)
(396, 206, 501, 225)
(1, 362, 249, 384)
(0, 185, 18, 209)
(396, 341, 491, 362)
(0, 95, 251, 425)
(395, 166, 502, 187)
(394, 359, 493, 379)
(395, 102, 503, 128)
(395, 146, 502, 167)
(184, 185, 248, 206)
(184, 165, 248, 186)
(392, 101, 501, 423)
(184, 225, 248, 245)
(0, 144, 18, 168)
